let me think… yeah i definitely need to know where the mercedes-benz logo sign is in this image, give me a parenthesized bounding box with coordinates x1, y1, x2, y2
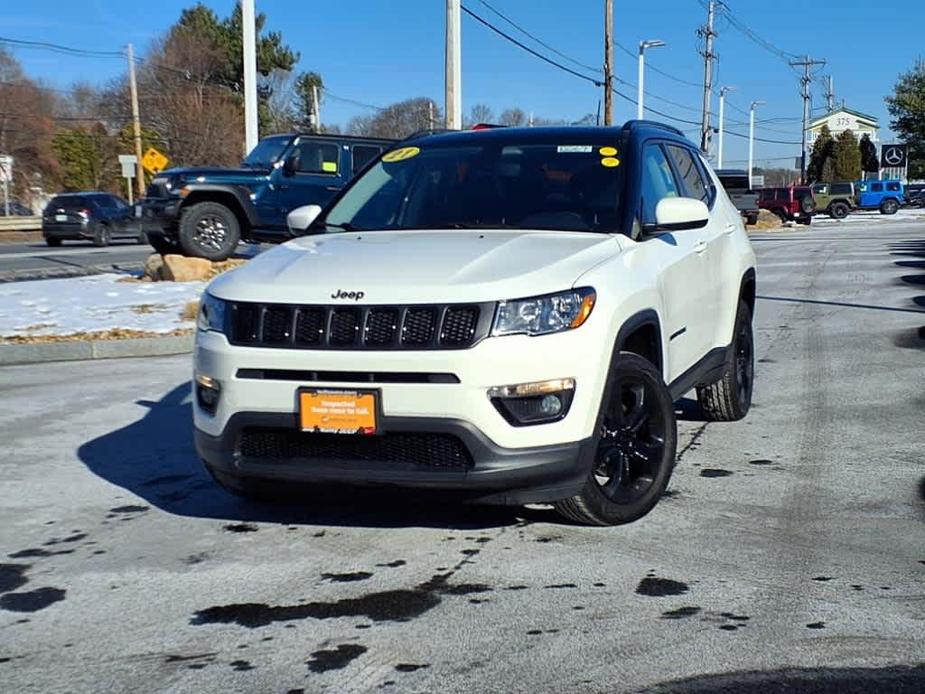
(883, 147, 904, 166)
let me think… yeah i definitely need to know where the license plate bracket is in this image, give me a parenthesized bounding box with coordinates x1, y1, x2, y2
(298, 388, 379, 435)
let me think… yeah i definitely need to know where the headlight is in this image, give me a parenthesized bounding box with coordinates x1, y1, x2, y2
(492, 288, 595, 337)
(197, 293, 227, 333)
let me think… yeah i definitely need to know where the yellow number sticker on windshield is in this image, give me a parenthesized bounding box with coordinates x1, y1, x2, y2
(322, 161, 337, 173)
(599, 146, 618, 156)
(600, 157, 621, 168)
(382, 146, 421, 163)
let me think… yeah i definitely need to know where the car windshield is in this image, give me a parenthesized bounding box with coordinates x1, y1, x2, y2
(321, 140, 625, 233)
(242, 135, 291, 168)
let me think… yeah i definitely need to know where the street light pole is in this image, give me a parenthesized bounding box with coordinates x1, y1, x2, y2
(241, 0, 259, 155)
(717, 86, 735, 169)
(748, 100, 764, 188)
(637, 40, 666, 120)
(445, 0, 462, 129)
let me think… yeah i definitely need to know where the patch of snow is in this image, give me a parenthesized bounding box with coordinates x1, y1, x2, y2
(0, 274, 206, 337)
(814, 209, 925, 226)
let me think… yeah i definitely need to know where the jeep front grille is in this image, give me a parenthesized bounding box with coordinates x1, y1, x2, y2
(228, 302, 490, 350)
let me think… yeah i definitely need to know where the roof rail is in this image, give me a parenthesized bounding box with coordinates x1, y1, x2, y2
(400, 128, 457, 142)
(622, 119, 686, 137)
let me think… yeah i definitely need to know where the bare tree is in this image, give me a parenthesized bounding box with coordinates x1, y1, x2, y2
(347, 98, 441, 139)
(499, 108, 527, 126)
(465, 103, 494, 127)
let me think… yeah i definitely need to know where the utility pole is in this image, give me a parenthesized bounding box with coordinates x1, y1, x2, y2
(699, 0, 717, 154)
(311, 84, 321, 133)
(790, 55, 826, 184)
(717, 86, 735, 169)
(126, 44, 145, 198)
(242, 0, 259, 154)
(445, 0, 462, 129)
(825, 75, 835, 112)
(603, 0, 614, 125)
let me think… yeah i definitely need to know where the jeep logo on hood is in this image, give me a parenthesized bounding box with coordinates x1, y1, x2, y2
(331, 289, 366, 301)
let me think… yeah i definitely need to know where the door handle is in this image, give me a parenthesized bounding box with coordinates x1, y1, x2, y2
(724, 223, 737, 233)
(325, 186, 340, 192)
(694, 240, 708, 254)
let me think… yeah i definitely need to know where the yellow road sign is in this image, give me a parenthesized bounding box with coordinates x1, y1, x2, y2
(142, 148, 169, 174)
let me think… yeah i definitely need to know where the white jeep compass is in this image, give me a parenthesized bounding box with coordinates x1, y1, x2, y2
(193, 122, 757, 525)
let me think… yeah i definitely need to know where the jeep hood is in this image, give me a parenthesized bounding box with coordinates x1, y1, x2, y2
(209, 230, 622, 304)
(162, 166, 271, 179)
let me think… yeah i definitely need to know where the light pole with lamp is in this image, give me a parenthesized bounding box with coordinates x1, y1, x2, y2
(717, 86, 736, 168)
(748, 100, 765, 188)
(637, 39, 666, 120)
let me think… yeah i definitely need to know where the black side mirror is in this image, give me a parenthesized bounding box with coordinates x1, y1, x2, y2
(283, 155, 300, 176)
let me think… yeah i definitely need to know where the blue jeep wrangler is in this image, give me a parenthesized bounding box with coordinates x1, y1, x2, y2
(141, 133, 394, 259)
(855, 180, 904, 215)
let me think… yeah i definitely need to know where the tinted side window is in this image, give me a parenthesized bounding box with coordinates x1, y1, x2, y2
(293, 141, 340, 175)
(775, 189, 788, 201)
(886, 182, 900, 192)
(871, 183, 883, 192)
(95, 196, 115, 209)
(666, 145, 710, 205)
(352, 145, 382, 175)
(640, 144, 680, 226)
(831, 183, 852, 195)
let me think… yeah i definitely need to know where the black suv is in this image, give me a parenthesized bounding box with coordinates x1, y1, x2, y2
(42, 193, 142, 247)
(141, 133, 395, 260)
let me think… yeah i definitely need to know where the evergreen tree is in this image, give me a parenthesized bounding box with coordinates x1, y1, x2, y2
(833, 130, 862, 181)
(886, 60, 925, 179)
(807, 124, 835, 182)
(858, 134, 880, 174)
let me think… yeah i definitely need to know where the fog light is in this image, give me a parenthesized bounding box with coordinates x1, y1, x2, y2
(488, 378, 574, 427)
(195, 374, 221, 415)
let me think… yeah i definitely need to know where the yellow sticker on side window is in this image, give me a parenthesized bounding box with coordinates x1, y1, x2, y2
(382, 146, 421, 163)
(322, 161, 338, 173)
(600, 157, 621, 168)
(599, 146, 618, 156)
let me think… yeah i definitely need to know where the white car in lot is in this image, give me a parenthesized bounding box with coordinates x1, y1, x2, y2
(193, 122, 757, 525)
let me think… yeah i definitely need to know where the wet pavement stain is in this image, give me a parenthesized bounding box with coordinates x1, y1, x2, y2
(376, 560, 406, 568)
(851, 584, 864, 591)
(436, 583, 492, 595)
(806, 621, 826, 629)
(661, 606, 702, 619)
(812, 576, 835, 582)
(192, 589, 441, 628)
(719, 613, 750, 623)
(545, 583, 578, 589)
(223, 523, 258, 533)
(395, 663, 430, 672)
(636, 577, 690, 597)
(0, 564, 31, 594)
(321, 572, 374, 583)
(43, 532, 87, 546)
(0, 587, 66, 612)
(645, 664, 925, 692)
(700, 469, 734, 478)
(109, 505, 149, 514)
(8, 548, 74, 559)
(306, 644, 367, 673)
(165, 653, 217, 664)
(748, 459, 775, 466)
(229, 659, 255, 671)
(505, 585, 528, 591)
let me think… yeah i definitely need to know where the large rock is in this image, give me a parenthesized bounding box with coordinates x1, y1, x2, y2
(143, 253, 165, 281)
(162, 254, 213, 282)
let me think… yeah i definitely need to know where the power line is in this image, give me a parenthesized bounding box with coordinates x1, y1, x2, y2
(321, 88, 385, 112)
(475, 0, 601, 75)
(0, 35, 123, 58)
(460, 4, 603, 87)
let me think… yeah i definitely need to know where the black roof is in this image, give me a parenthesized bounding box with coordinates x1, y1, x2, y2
(269, 132, 396, 144)
(714, 169, 749, 177)
(402, 120, 690, 148)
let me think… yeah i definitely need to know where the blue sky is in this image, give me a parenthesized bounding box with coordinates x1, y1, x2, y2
(2, 0, 920, 168)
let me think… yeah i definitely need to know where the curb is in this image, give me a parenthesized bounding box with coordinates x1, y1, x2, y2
(0, 333, 193, 366)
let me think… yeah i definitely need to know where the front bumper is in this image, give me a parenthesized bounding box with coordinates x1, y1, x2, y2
(195, 412, 596, 504)
(141, 198, 181, 235)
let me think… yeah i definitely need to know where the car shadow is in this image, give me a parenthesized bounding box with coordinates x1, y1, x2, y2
(75, 382, 553, 530)
(674, 397, 710, 422)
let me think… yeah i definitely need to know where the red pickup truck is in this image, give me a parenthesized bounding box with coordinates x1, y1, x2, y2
(756, 186, 816, 225)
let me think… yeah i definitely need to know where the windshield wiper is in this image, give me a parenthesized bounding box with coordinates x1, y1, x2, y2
(322, 222, 362, 232)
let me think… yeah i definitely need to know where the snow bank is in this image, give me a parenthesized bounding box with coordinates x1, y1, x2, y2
(0, 274, 206, 338)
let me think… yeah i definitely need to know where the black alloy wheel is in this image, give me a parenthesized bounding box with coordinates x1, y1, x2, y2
(555, 352, 677, 526)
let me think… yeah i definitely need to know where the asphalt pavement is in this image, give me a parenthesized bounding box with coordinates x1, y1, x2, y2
(1, 223, 923, 693)
(0, 240, 155, 281)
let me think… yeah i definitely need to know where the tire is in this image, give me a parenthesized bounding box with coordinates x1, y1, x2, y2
(880, 199, 899, 215)
(696, 301, 754, 422)
(799, 194, 816, 215)
(554, 352, 677, 526)
(178, 201, 241, 261)
(746, 213, 758, 226)
(148, 234, 178, 256)
(830, 202, 849, 219)
(92, 224, 111, 247)
(773, 209, 788, 223)
(45, 237, 62, 247)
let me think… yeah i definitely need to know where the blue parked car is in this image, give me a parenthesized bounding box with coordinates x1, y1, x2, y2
(855, 180, 904, 215)
(141, 133, 395, 260)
